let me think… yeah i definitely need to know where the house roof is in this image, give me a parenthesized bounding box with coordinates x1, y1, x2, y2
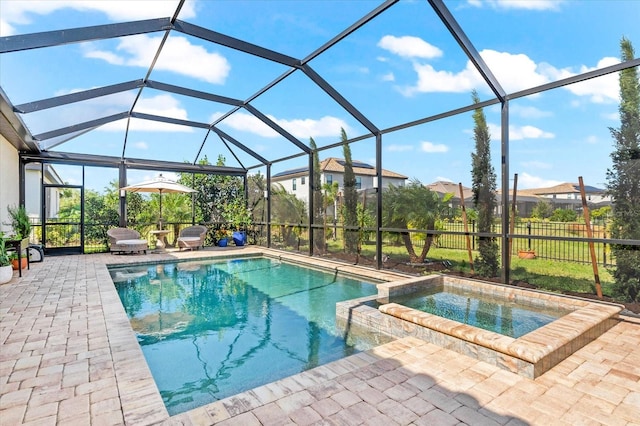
(495, 189, 544, 203)
(425, 181, 473, 200)
(519, 182, 605, 196)
(272, 157, 407, 180)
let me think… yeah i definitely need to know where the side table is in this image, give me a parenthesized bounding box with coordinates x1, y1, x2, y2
(150, 230, 172, 250)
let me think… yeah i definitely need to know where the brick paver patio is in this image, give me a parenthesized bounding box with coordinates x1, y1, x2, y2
(1, 248, 639, 425)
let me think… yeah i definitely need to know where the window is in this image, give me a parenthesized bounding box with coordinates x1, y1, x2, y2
(292, 178, 297, 190)
(326, 174, 332, 185)
(355, 176, 361, 190)
(301, 177, 305, 185)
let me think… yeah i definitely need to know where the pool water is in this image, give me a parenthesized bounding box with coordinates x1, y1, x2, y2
(110, 257, 380, 415)
(388, 285, 571, 338)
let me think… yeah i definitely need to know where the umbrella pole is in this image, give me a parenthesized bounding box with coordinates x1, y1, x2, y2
(159, 190, 163, 230)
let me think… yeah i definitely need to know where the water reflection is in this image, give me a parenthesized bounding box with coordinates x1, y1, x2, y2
(109, 258, 379, 415)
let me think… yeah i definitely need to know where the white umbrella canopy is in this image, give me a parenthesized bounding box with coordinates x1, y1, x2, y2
(120, 174, 196, 228)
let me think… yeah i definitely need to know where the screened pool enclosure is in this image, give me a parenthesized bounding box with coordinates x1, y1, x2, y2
(1, 0, 639, 286)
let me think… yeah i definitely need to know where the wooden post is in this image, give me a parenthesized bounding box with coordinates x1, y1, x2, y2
(509, 174, 518, 258)
(459, 183, 474, 274)
(578, 176, 603, 300)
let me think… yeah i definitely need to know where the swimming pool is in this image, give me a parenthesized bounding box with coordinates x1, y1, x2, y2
(110, 257, 385, 415)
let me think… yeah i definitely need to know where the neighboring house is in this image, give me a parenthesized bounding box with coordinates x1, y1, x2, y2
(426, 181, 610, 218)
(425, 181, 473, 209)
(519, 182, 611, 210)
(272, 157, 407, 208)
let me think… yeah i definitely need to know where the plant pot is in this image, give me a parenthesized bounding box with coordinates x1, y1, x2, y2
(232, 231, 246, 246)
(518, 250, 536, 260)
(218, 238, 228, 247)
(0, 265, 12, 284)
(11, 258, 27, 270)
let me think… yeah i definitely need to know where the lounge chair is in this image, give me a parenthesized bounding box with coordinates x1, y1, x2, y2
(177, 225, 208, 251)
(107, 228, 148, 254)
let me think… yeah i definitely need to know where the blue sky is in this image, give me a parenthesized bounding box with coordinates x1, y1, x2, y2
(1, 0, 639, 193)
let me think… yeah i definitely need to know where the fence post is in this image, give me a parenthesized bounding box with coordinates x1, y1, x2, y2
(472, 220, 476, 250)
(527, 220, 532, 250)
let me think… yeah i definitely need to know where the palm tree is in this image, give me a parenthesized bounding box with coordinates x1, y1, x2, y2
(322, 181, 339, 240)
(161, 193, 194, 243)
(382, 179, 452, 264)
(271, 184, 306, 247)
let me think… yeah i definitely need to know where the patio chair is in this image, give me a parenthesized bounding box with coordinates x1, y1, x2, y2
(107, 227, 148, 254)
(177, 225, 208, 251)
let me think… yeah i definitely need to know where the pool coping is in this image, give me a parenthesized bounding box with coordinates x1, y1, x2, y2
(337, 274, 623, 378)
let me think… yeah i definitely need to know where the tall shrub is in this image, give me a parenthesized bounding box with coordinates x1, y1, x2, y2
(341, 129, 358, 253)
(470, 90, 499, 277)
(606, 37, 640, 302)
(310, 138, 325, 253)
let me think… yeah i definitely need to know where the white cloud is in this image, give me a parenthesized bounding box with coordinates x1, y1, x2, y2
(84, 34, 230, 84)
(521, 161, 551, 169)
(381, 72, 395, 82)
(509, 125, 555, 140)
(400, 49, 551, 96)
(585, 135, 598, 145)
(1, 0, 196, 36)
(218, 113, 278, 137)
(398, 47, 618, 104)
(467, 0, 562, 11)
(517, 172, 563, 189)
(134, 94, 188, 118)
(560, 57, 620, 103)
(435, 176, 454, 182)
(387, 144, 413, 152)
(479, 50, 551, 93)
(487, 123, 554, 141)
(216, 111, 351, 139)
(101, 94, 193, 132)
(378, 35, 443, 59)
(421, 141, 449, 153)
(401, 62, 477, 96)
(510, 105, 552, 119)
(85, 50, 125, 66)
(134, 141, 148, 150)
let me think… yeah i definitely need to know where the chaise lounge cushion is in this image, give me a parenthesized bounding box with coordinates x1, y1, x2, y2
(107, 228, 148, 254)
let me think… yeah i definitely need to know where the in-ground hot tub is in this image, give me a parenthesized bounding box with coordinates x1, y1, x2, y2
(336, 274, 623, 378)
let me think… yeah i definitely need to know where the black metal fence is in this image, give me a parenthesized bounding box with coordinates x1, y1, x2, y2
(423, 221, 610, 266)
(25, 218, 612, 266)
(261, 220, 612, 266)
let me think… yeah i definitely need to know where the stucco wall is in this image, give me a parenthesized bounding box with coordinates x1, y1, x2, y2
(0, 136, 19, 234)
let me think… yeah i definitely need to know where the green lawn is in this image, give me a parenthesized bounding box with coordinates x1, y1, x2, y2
(330, 241, 616, 299)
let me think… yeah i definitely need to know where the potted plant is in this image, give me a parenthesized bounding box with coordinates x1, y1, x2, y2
(222, 197, 252, 246)
(9, 252, 27, 270)
(215, 228, 230, 247)
(7, 205, 32, 240)
(0, 232, 13, 284)
(517, 249, 537, 259)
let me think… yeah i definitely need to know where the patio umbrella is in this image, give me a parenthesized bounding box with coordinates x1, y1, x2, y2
(120, 174, 196, 229)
